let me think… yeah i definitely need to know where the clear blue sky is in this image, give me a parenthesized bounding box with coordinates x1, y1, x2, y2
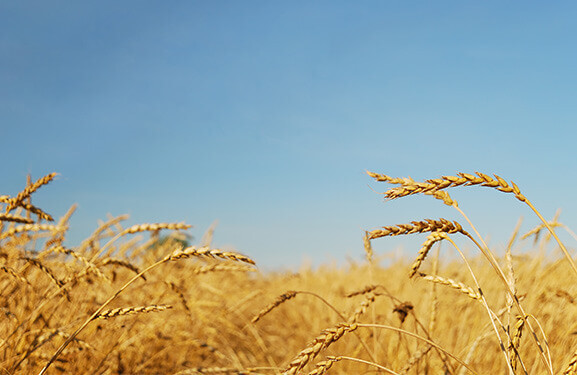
(2, 2, 576, 269)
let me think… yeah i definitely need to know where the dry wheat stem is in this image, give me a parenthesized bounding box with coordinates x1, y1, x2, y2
(336, 356, 401, 375)
(79, 214, 129, 254)
(440, 234, 518, 374)
(100, 257, 144, 278)
(456, 330, 494, 375)
(523, 199, 577, 278)
(252, 289, 378, 366)
(451, 206, 552, 374)
(356, 324, 479, 375)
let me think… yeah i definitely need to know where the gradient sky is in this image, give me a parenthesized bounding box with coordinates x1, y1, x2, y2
(2, 2, 576, 269)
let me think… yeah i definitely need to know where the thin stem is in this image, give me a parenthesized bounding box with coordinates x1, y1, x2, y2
(442, 236, 519, 375)
(453, 205, 553, 375)
(291, 291, 379, 366)
(356, 324, 479, 375)
(338, 356, 400, 375)
(524, 200, 577, 277)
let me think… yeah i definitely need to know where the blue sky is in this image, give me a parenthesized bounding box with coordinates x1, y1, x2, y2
(2, 2, 576, 269)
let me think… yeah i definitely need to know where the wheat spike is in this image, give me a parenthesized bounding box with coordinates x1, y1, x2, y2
(368, 171, 526, 202)
(308, 356, 341, 375)
(94, 304, 173, 320)
(165, 246, 255, 265)
(1, 266, 29, 284)
(252, 291, 298, 323)
(0, 214, 34, 224)
(417, 272, 481, 301)
(123, 222, 192, 234)
(21, 257, 64, 287)
(284, 323, 357, 375)
(409, 232, 446, 278)
(367, 218, 468, 240)
(564, 349, 577, 375)
(509, 315, 527, 371)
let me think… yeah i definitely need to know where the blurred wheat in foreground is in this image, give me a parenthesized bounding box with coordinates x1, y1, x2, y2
(1, 172, 577, 375)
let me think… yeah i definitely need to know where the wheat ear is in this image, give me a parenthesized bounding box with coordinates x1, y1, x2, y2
(7, 172, 58, 211)
(283, 323, 358, 375)
(94, 304, 172, 320)
(251, 291, 298, 323)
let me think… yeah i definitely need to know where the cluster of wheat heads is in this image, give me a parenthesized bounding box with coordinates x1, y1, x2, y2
(0, 173, 259, 374)
(3, 171, 577, 374)
(246, 171, 577, 375)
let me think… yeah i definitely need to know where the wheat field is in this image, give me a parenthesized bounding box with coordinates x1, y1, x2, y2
(1, 171, 576, 374)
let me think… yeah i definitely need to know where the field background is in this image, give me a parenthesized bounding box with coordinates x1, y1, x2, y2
(2, 173, 577, 374)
